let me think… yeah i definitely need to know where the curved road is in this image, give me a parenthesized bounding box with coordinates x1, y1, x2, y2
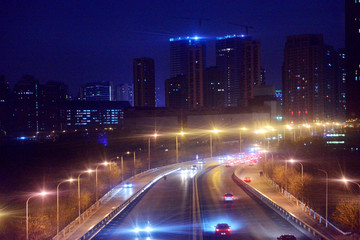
(92, 163, 312, 239)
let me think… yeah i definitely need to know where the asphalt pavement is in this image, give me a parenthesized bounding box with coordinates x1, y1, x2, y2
(91, 168, 194, 240)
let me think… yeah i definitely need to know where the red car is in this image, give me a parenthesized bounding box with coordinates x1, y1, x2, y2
(215, 223, 231, 237)
(244, 177, 251, 182)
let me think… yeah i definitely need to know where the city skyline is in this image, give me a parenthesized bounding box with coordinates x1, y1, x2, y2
(0, 1, 345, 106)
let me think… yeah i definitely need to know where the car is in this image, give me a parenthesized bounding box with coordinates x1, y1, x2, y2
(215, 223, 231, 237)
(223, 193, 234, 202)
(191, 165, 198, 171)
(225, 162, 231, 167)
(249, 163, 254, 166)
(244, 177, 251, 182)
(277, 234, 297, 240)
(197, 160, 205, 164)
(133, 221, 152, 236)
(123, 182, 133, 188)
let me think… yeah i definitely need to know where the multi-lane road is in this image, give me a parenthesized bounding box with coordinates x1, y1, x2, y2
(91, 162, 311, 239)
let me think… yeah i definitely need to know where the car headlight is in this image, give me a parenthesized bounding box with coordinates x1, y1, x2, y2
(134, 227, 140, 233)
(145, 226, 152, 232)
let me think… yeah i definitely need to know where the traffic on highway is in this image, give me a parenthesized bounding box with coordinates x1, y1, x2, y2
(91, 153, 311, 240)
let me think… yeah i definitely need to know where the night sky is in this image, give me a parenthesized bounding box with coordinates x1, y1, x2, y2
(0, 1, 344, 106)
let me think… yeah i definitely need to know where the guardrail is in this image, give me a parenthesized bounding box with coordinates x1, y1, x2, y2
(53, 167, 161, 240)
(267, 177, 352, 236)
(77, 168, 180, 240)
(232, 172, 332, 240)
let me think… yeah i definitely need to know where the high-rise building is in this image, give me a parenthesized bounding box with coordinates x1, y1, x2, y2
(133, 58, 155, 107)
(43, 81, 69, 131)
(337, 49, 346, 120)
(345, 0, 360, 119)
(187, 43, 205, 109)
(169, 37, 206, 109)
(81, 81, 114, 101)
(283, 34, 342, 123)
(13, 75, 43, 133)
(216, 35, 261, 107)
(116, 83, 133, 106)
(0, 75, 12, 133)
(204, 66, 224, 108)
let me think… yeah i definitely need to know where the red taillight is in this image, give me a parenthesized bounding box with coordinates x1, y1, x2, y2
(216, 229, 219, 232)
(228, 229, 231, 232)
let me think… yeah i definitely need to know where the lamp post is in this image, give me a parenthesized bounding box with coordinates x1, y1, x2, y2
(210, 129, 220, 159)
(289, 159, 303, 185)
(318, 169, 328, 227)
(57, 179, 75, 235)
(126, 151, 136, 175)
(121, 155, 124, 182)
(26, 191, 49, 240)
(77, 169, 93, 222)
(239, 128, 247, 153)
(148, 133, 157, 170)
(95, 162, 109, 202)
(176, 131, 185, 163)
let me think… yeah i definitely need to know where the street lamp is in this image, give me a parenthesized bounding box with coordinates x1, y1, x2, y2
(148, 133, 157, 170)
(289, 159, 303, 185)
(176, 131, 185, 163)
(210, 129, 220, 159)
(77, 169, 93, 222)
(318, 169, 328, 227)
(255, 129, 267, 148)
(26, 191, 49, 240)
(57, 178, 75, 235)
(239, 128, 247, 153)
(95, 162, 109, 202)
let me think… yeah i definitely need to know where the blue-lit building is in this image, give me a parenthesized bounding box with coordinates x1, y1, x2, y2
(65, 101, 131, 130)
(81, 81, 114, 101)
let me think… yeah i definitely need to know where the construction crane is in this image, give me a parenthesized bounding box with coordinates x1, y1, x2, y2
(175, 17, 210, 30)
(228, 22, 254, 35)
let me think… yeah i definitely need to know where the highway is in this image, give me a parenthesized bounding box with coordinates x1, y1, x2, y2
(91, 162, 312, 239)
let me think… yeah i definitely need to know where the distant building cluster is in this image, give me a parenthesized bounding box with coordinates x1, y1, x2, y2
(0, 1, 358, 136)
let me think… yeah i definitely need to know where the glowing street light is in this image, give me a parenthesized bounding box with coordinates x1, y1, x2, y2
(77, 169, 93, 222)
(26, 191, 49, 240)
(57, 178, 75, 235)
(342, 177, 360, 189)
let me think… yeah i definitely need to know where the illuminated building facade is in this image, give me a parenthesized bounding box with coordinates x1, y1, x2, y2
(216, 35, 261, 107)
(133, 58, 155, 107)
(81, 81, 114, 101)
(116, 83, 133, 106)
(283, 34, 343, 123)
(65, 101, 130, 130)
(165, 75, 187, 108)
